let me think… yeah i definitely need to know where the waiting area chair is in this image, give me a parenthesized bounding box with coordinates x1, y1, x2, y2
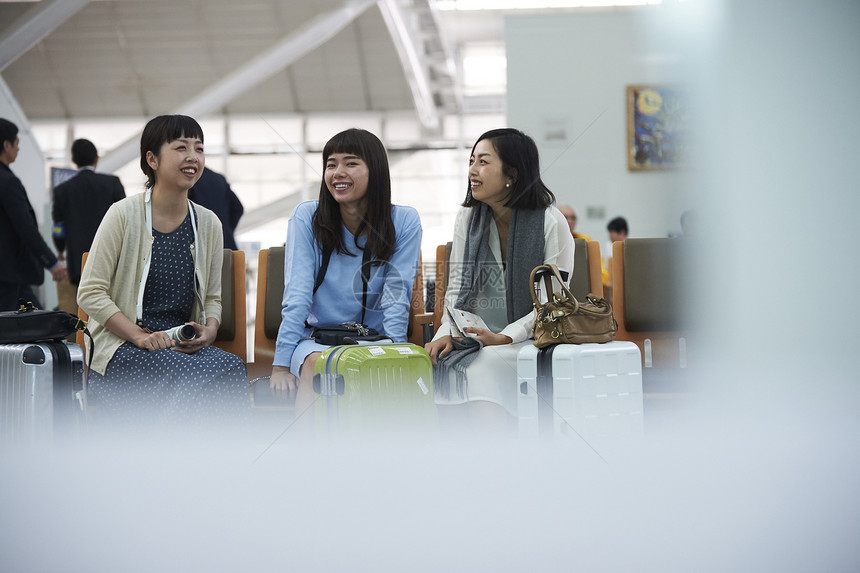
(432, 242, 453, 339)
(213, 249, 247, 362)
(609, 238, 692, 371)
(247, 246, 284, 380)
(408, 253, 434, 346)
(571, 238, 604, 301)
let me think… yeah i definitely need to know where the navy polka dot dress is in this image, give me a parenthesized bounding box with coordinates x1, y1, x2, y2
(88, 212, 249, 428)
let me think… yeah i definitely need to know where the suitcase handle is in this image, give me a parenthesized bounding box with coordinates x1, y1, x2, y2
(313, 373, 345, 396)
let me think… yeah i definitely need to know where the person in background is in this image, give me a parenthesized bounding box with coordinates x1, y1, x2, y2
(188, 167, 244, 250)
(426, 128, 574, 436)
(52, 138, 126, 315)
(0, 118, 66, 311)
(269, 128, 422, 417)
(559, 204, 587, 241)
(77, 115, 249, 432)
(607, 216, 628, 244)
(604, 216, 629, 294)
(558, 204, 609, 287)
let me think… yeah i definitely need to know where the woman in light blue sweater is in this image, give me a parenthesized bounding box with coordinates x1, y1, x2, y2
(269, 128, 422, 413)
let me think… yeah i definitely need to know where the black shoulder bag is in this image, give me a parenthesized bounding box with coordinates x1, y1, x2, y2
(0, 300, 94, 367)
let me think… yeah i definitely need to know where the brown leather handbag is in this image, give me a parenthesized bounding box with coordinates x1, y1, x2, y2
(530, 264, 617, 347)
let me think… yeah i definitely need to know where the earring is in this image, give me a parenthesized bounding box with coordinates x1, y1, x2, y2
(505, 183, 511, 188)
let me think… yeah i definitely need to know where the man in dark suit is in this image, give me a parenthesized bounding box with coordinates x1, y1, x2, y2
(0, 118, 67, 311)
(51, 138, 125, 314)
(188, 167, 244, 250)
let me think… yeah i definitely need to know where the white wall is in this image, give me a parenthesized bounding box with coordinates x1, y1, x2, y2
(0, 76, 57, 309)
(505, 8, 694, 242)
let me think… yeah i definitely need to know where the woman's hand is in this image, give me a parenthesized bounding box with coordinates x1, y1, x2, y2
(136, 330, 176, 352)
(425, 335, 455, 366)
(172, 320, 217, 354)
(270, 365, 298, 401)
(463, 327, 512, 347)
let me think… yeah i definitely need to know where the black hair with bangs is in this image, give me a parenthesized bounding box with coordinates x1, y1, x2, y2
(312, 128, 395, 263)
(140, 115, 204, 189)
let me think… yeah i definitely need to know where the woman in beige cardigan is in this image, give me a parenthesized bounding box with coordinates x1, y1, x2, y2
(78, 115, 249, 430)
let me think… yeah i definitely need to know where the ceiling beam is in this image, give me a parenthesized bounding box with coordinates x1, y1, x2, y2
(100, 0, 376, 174)
(377, 0, 440, 131)
(0, 0, 91, 72)
(235, 184, 313, 235)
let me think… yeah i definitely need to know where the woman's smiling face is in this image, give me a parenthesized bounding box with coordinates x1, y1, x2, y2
(468, 138, 512, 205)
(324, 152, 369, 207)
(148, 136, 204, 191)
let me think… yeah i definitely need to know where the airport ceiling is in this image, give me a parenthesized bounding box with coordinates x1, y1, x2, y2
(0, 0, 509, 132)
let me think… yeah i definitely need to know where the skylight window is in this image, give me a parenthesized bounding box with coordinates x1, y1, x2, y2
(461, 43, 507, 95)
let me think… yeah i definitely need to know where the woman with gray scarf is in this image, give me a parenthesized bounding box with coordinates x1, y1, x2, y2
(425, 128, 575, 436)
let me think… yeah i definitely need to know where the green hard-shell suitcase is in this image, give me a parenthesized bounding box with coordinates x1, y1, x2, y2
(312, 343, 436, 436)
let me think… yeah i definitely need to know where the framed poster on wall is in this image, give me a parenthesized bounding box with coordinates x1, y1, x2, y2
(626, 85, 686, 171)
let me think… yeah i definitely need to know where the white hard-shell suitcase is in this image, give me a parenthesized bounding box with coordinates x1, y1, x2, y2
(517, 341, 643, 441)
(0, 341, 88, 445)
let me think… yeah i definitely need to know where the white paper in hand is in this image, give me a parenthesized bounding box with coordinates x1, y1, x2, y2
(447, 308, 489, 337)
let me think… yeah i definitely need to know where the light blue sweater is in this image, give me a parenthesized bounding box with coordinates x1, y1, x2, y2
(273, 200, 423, 368)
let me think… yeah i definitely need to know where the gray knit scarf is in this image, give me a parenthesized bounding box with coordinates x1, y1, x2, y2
(434, 203, 546, 401)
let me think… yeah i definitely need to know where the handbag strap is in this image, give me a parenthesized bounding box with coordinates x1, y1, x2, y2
(313, 249, 332, 295)
(530, 264, 578, 308)
(309, 247, 371, 326)
(359, 248, 371, 325)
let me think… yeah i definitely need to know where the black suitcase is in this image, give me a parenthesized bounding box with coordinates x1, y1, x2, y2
(0, 341, 88, 445)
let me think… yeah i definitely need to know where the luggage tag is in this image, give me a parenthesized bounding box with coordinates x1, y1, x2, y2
(416, 377, 429, 395)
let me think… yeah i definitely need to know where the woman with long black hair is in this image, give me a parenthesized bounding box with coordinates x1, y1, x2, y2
(269, 128, 422, 414)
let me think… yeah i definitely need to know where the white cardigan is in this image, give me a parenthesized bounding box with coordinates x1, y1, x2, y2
(433, 205, 575, 344)
(77, 193, 224, 374)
